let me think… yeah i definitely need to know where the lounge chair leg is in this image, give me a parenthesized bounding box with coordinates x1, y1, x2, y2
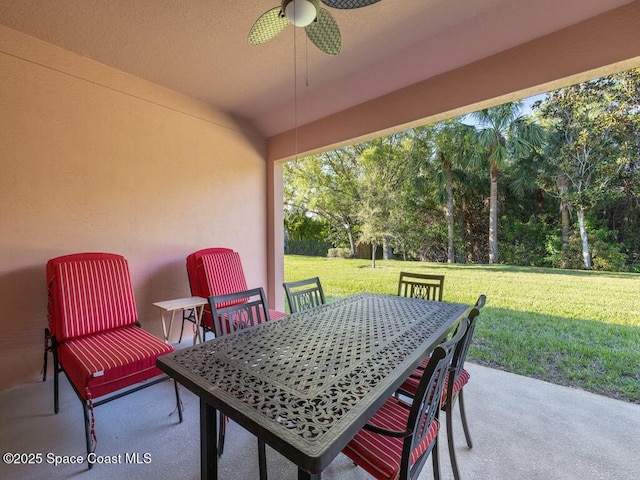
(53, 349, 60, 414)
(82, 401, 93, 470)
(42, 329, 49, 382)
(458, 389, 473, 448)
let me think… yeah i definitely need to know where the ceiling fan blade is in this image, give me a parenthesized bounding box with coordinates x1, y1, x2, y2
(248, 7, 289, 45)
(320, 0, 380, 9)
(305, 8, 342, 55)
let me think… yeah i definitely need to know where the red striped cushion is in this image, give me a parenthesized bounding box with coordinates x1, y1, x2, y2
(50, 256, 138, 340)
(451, 368, 470, 398)
(59, 326, 173, 400)
(190, 250, 288, 330)
(186, 248, 234, 298)
(269, 309, 287, 320)
(198, 253, 248, 305)
(400, 368, 470, 407)
(195, 252, 248, 330)
(343, 397, 439, 480)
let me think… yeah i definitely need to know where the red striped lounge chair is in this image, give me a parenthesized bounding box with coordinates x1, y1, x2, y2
(43, 252, 182, 467)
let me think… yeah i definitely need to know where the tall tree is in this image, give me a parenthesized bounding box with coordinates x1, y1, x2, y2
(537, 77, 630, 269)
(357, 133, 416, 264)
(472, 102, 544, 263)
(427, 121, 478, 263)
(283, 149, 361, 255)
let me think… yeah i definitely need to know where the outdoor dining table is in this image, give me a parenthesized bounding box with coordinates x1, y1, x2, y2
(156, 292, 469, 480)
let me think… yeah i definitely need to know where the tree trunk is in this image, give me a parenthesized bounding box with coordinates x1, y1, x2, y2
(383, 235, 393, 260)
(371, 243, 377, 269)
(560, 201, 571, 269)
(346, 225, 356, 257)
(445, 162, 455, 263)
(577, 208, 592, 270)
(489, 162, 499, 263)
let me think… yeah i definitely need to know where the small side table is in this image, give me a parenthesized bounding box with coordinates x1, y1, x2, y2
(153, 296, 207, 345)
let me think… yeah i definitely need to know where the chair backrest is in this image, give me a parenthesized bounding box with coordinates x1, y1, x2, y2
(46, 253, 138, 341)
(449, 294, 486, 388)
(208, 287, 271, 337)
(397, 272, 444, 301)
(283, 277, 325, 313)
(404, 317, 469, 479)
(185, 247, 234, 297)
(186, 248, 248, 329)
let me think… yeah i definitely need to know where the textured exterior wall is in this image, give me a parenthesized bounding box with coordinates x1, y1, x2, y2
(0, 26, 268, 390)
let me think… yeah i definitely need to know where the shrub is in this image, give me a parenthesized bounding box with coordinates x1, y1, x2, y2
(501, 214, 554, 267)
(327, 247, 352, 258)
(545, 227, 627, 271)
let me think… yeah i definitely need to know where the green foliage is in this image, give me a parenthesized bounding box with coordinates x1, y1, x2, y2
(535, 69, 640, 269)
(283, 150, 361, 255)
(283, 68, 640, 271)
(284, 212, 330, 241)
(285, 240, 333, 257)
(500, 214, 555, 267)
(591, 235, 627, 271)
(541, 212, 628, 271)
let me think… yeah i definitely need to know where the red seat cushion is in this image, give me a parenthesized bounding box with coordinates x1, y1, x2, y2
(269, 309, 287, 320)
(59, 326, 174, 400)
(343, 397, 439, 480)
(399, 368, 470, 407)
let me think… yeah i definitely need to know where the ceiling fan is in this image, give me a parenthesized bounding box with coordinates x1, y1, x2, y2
(249, 0, 381, 56)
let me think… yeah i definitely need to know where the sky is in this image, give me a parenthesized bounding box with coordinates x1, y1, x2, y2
(461, 92, 547, 126)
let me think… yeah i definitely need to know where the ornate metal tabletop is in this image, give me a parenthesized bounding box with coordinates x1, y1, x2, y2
(157, 293, 468, 478)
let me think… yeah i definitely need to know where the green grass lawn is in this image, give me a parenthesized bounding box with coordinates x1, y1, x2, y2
(284, 255, 640, 403)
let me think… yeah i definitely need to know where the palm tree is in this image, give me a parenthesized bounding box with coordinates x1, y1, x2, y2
(429, 120, 478, 263)
(472, 102, 544, 263)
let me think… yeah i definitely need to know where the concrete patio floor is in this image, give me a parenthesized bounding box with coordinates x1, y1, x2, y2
(1, 362, 638, 480)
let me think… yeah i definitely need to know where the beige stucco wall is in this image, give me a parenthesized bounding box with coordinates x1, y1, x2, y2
(0, 26, 269, 390)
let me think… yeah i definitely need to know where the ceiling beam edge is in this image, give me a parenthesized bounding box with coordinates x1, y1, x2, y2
(267, 0, 640, 162)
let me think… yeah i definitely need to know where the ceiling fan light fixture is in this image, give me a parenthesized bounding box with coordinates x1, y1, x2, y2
(284, 0, 317, 27)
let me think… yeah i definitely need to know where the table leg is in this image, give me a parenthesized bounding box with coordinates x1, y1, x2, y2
(297, 468, 321, 480)
(160, 311, 169, 343)
(167, 310, 176, 343)
(258, 439, 267, 480)
(200, 399, 218, 480)
(194, 304, 204, 344)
